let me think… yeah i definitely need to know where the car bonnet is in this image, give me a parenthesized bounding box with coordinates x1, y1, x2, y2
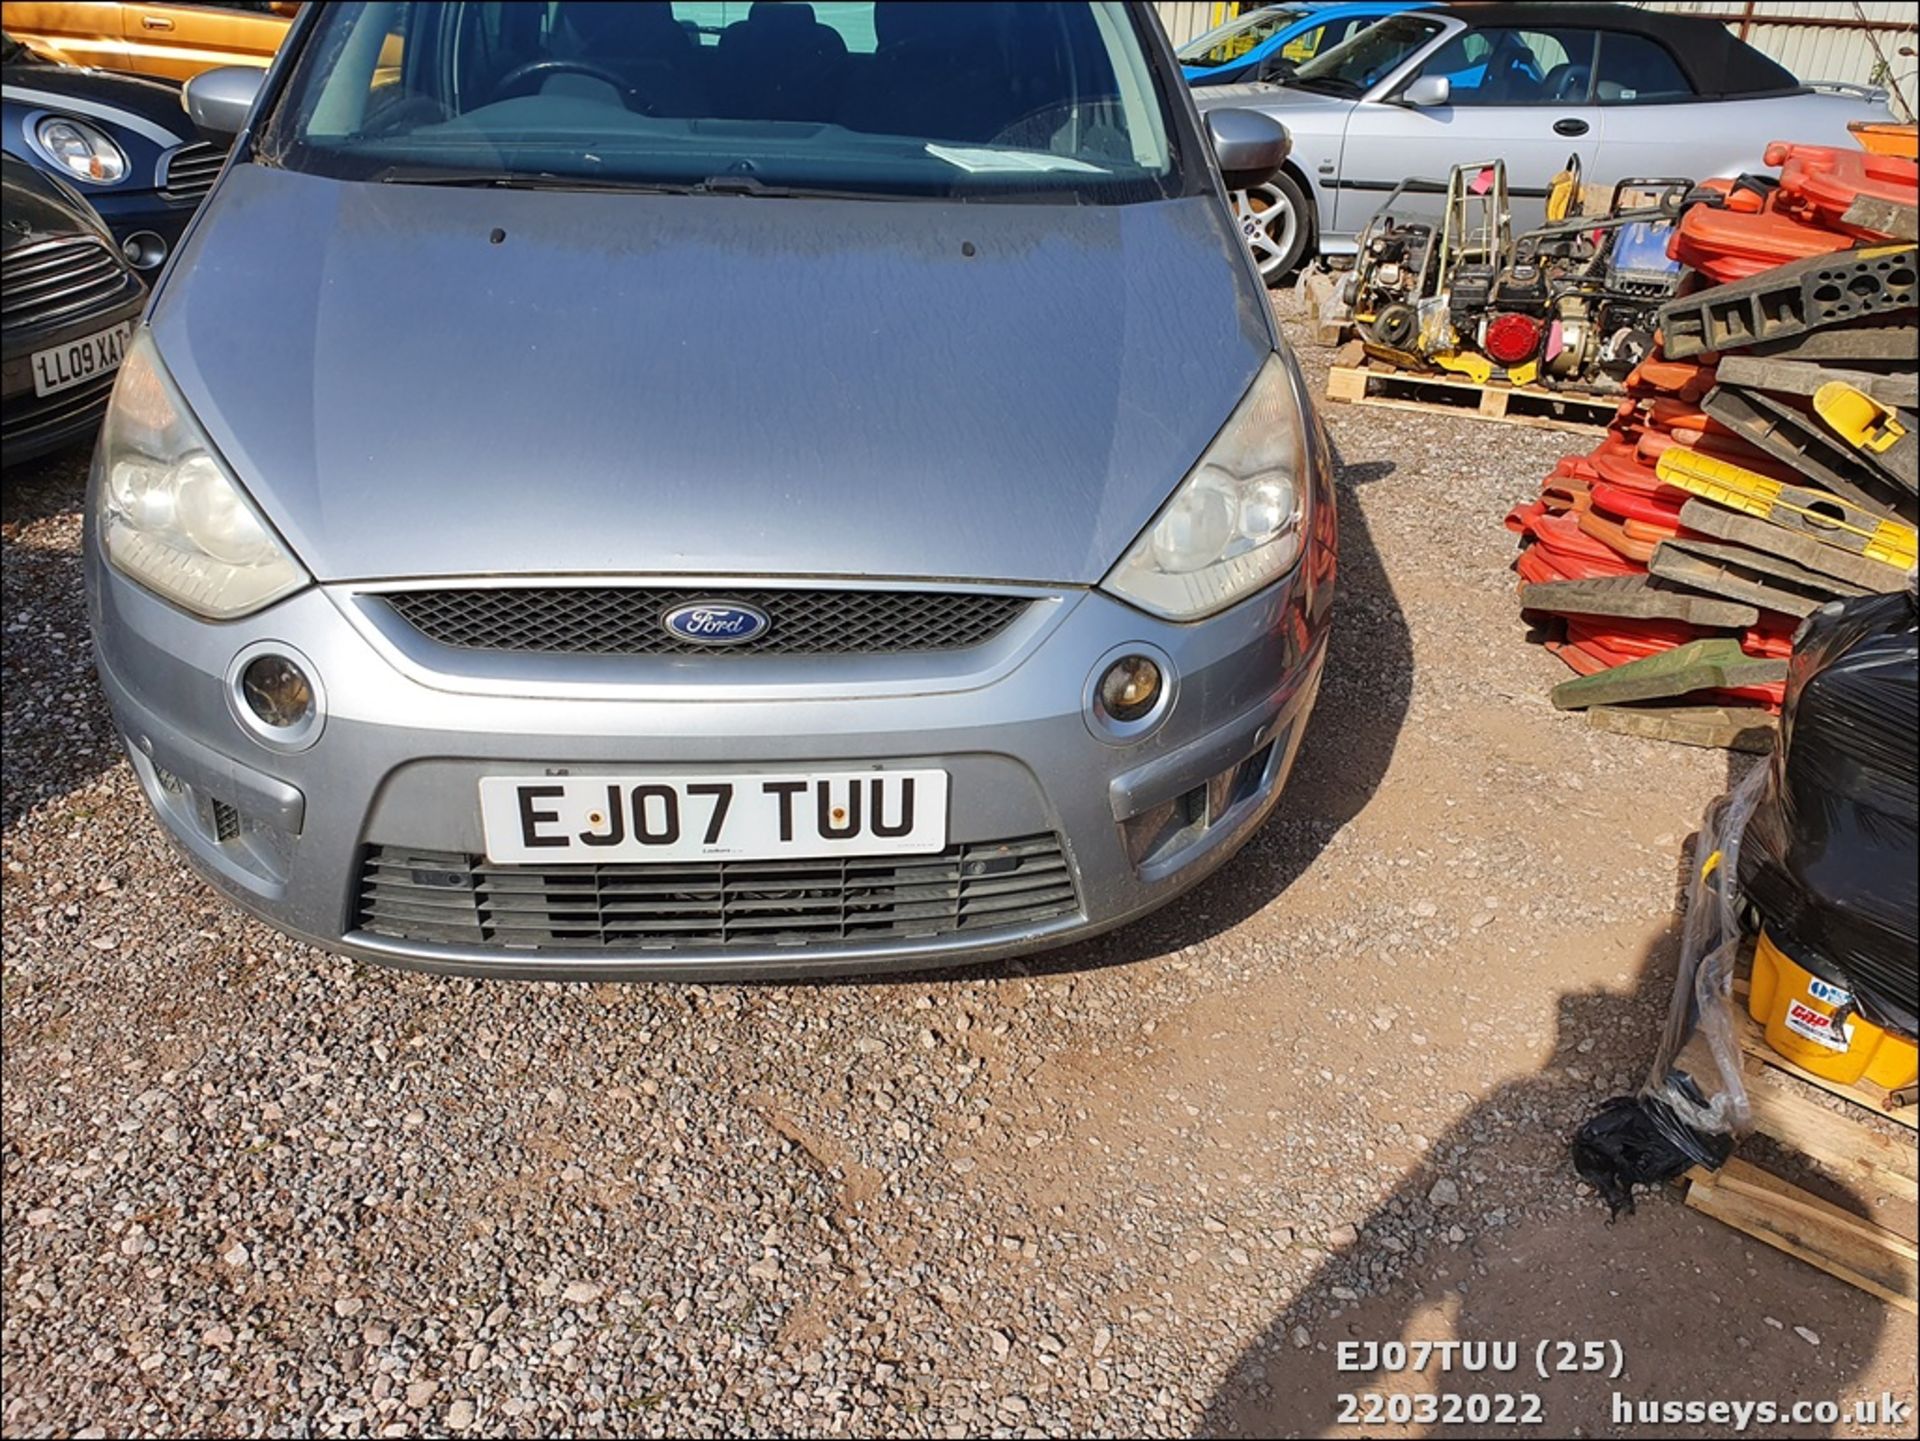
(148, 163, 1275, 586)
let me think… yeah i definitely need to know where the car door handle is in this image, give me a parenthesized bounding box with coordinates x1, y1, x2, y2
(141, 14, 175, 28)
(1553, 117, 1589, 137)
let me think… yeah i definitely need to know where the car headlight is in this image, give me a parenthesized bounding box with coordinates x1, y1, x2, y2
(1103, 353, 1312, 620)
(99, 332, 308, 619)
(32, 115, 128, 184)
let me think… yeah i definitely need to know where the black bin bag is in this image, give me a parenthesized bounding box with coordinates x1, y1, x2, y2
(1741, 586, 1919, 1038)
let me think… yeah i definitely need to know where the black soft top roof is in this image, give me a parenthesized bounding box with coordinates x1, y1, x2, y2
(1445, 2, 1801, 97)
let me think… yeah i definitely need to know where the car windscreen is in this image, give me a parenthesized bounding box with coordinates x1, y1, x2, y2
(1176, 7, 1308, 70)
(256, 1, 1187, 204)
(1287, 12, 1444, 96)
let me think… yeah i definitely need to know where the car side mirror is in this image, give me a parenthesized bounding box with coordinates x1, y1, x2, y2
(1206, 108, 1291, 191)
(1401, 75, 1450, 108)
(184, 65, 265, 142)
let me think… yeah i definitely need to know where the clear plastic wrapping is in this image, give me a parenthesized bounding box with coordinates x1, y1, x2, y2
(1415, 295, 1456, 355)
(1571, 767, 1761, 1217)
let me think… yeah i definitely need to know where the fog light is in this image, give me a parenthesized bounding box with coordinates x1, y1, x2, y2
(1100, 655, 1162, 723)
(226, 642, 325, 752)
(119, 230, 168, 270)
(241, 654, 313, 728)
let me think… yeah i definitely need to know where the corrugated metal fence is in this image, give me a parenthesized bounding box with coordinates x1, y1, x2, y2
(1152, 2, 1919, 119)
(1643, 3, 1917, 120)
(1155, 2, 1237, 48)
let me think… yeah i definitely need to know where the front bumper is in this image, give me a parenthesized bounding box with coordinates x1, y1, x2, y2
(86, 476, 1336, 981)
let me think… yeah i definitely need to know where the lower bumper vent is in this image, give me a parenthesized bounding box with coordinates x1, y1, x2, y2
(356, 834, 1080, 951)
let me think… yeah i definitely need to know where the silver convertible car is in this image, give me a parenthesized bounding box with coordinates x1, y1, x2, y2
(1194, 0, 1896, 280)
(85, 0, 1334, 979)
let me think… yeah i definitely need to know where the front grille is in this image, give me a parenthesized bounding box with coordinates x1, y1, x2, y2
(357, 833, 1080, 951)
(0, 238, 139, 333)
(380, 586, 1031, 656)
(158, 140, 230, 202)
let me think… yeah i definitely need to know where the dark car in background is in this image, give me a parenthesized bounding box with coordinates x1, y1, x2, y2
(3, 29, 228, 272)
(2, 151, 147, 465)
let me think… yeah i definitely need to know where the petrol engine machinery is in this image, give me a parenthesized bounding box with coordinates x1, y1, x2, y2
(1346, 159, 1690, 390)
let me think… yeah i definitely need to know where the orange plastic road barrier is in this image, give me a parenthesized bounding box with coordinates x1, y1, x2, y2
(1670, 195, 1855, 283)
(1517, 544, 1642, 586)
(1591, 480, 1686, 527)
(1509, 502, 1641, 566)
(1594, 441, 1691, 498)
(1541, 476, 1592, 513)
(1692, 176, 1764, 214)
(1552, 453, 1602, 482)
(1543, 636, 1612, 676)
(1622, 517, 1686, 543)
(1765, 141, 1918, 240)
(1647, 398, 1716, 432)
(1719, 680, 1787, 710)
(1578, 508, 1661, 563)
(1626, 357, 1717, 400)
(1743, 625, 1796, 658)
(1569, 615, 1704, 655)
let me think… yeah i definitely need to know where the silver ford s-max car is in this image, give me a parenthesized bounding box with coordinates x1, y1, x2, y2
(84, 0, 1334, 979)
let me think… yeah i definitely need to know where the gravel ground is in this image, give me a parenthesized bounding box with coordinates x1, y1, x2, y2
(4, 294, 1915, 1439)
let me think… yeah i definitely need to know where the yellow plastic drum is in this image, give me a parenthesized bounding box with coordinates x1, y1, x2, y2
(1747, 930, 1919, 1089)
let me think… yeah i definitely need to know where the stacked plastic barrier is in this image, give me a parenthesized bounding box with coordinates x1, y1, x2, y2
(1505, 136, 1918, 750)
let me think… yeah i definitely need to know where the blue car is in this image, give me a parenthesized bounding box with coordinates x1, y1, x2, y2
(1179, 1, 1435, 88)
(2, 30, 228, 275)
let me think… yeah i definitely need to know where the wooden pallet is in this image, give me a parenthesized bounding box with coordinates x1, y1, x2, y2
(1326, 364, 1617, 434)
(1681, 985, 1918, 1313)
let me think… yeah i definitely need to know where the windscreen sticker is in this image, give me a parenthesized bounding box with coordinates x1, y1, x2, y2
(1784, 1000, 1853, 1053)
(925, 144, 1107, 175)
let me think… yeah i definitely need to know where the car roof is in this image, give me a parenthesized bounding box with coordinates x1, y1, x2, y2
(1440, 2, 1800, 96)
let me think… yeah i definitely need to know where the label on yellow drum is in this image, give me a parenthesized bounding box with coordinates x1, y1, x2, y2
(1784, 1000, 1853, 1053)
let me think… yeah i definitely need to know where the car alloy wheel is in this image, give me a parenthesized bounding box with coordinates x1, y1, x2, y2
(1231, 180, 1302, 282)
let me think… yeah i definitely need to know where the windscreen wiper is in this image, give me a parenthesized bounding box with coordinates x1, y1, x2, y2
(368, 167, 909, 201)
(691, 175, 912, 201)
(369, 167, 697, 193)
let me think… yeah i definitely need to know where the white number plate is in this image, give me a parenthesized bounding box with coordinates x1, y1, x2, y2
(478, 770, 949, 864)
(31, 320, 131, 397)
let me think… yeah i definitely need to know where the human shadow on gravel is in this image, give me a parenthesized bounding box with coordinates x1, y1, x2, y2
(1194, 925, 1892, 1440)
(1, 447, 119, 834)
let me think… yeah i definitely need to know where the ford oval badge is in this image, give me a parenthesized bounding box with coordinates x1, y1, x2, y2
(661, 600, 771, 646)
